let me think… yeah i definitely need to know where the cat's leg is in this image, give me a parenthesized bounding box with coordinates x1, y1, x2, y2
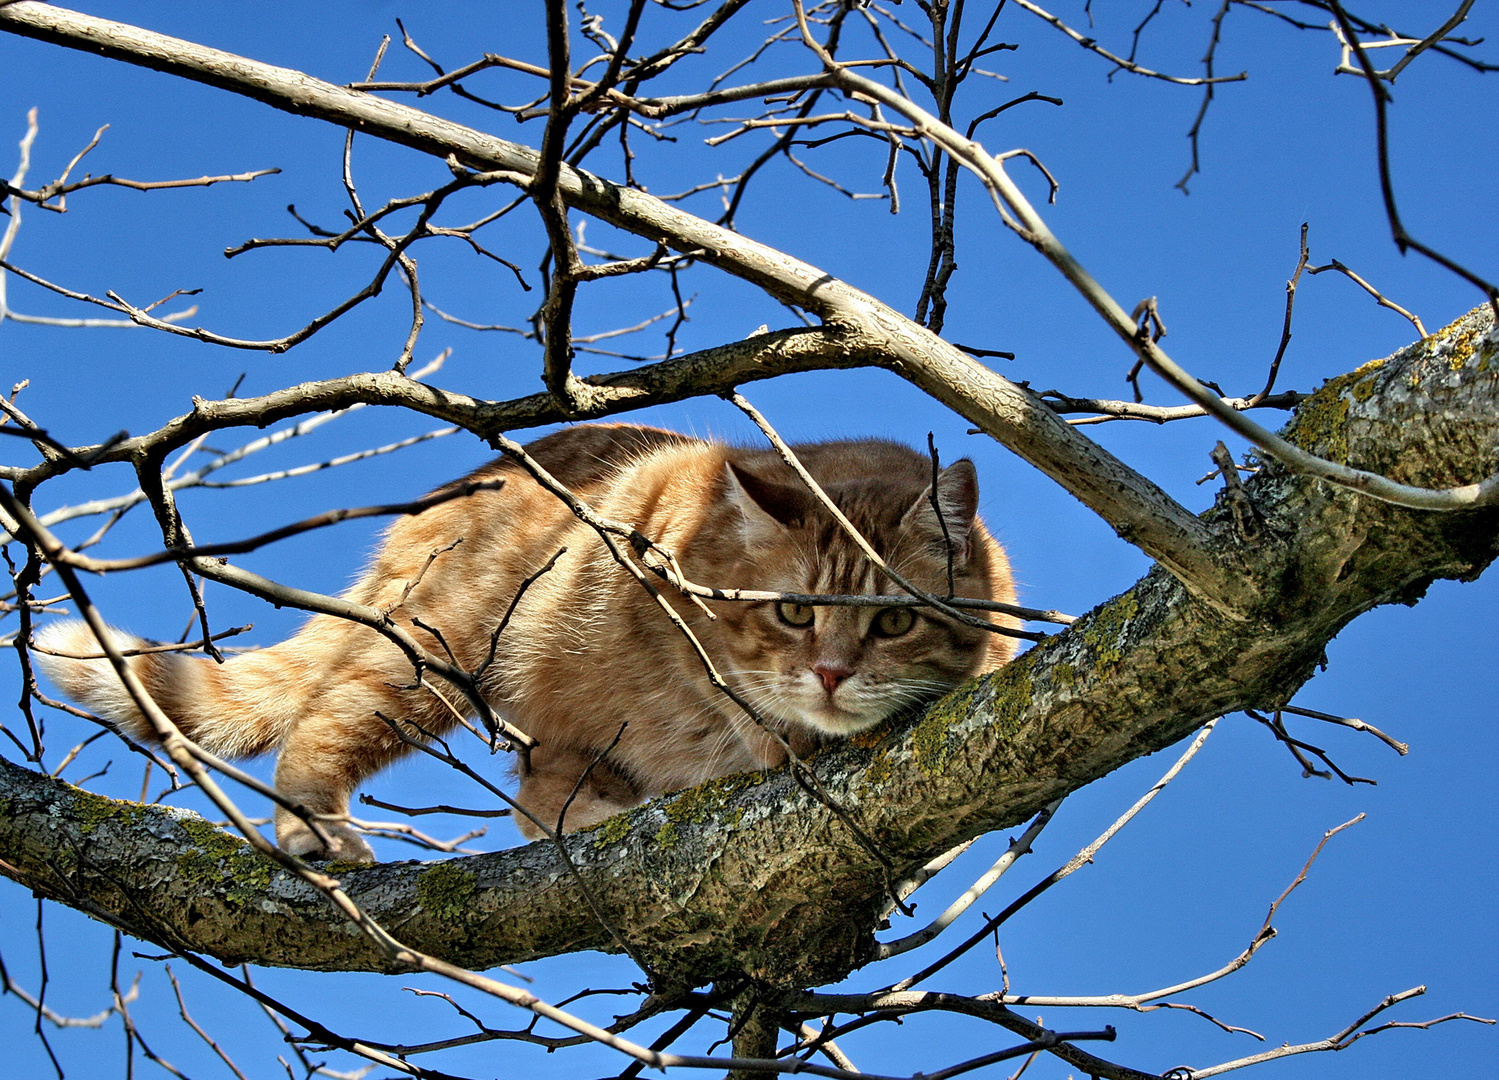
(271, 680, 449, 862)
(513, 745, 641, 840)
(272, 714, 400, 862)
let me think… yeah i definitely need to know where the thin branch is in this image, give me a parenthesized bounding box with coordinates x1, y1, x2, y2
(994, 815, 1366, 1015)
(1042, 390, 1305, 426)
(877, 800, 1060, 959)
(31, 623, 252, 660)
(1013, 0, 1248, 84)
(887, 720, 1218, 992)
(1278, 702, 1408, 755)
(8, 164, 279, 210)
(1172, 985, 1493, 1078)
(1250, 222, 1310, 405)
(1308, 257, 1428, 338)
(357, 794, 511, 819)
(1175, 0, 1233, 195)
(165, 965, 252, 1080)
(1329, 0, 1477, 83)
(1246, 709, 1375, 786)
(1326, 0, 1498, 309)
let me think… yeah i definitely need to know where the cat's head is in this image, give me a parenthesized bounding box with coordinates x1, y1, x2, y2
(709, 447, 1013, 737)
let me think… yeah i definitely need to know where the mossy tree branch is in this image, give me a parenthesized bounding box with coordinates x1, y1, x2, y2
(1, 309, 1493, 991)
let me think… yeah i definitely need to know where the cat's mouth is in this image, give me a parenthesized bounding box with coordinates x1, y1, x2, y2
(733, 672, 894, 735)
(789, 690, 889, 735)
(804, 711, 884, 736)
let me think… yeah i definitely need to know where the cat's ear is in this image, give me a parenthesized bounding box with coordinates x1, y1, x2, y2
(902, 458, 979, 565)
(723, 460, 812, 542)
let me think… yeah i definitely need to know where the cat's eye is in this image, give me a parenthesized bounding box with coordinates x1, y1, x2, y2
(871, 607, 916, 637)
(776, 602, 816, 628)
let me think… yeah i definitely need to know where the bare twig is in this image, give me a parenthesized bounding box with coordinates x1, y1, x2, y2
(165, 965, 252, 1080)
(1278, 702, 1408, 755)
(1246, 709, 1375, 786)
(1175, 0, 1233, 194)
(1250, 222, 1311, 404)
(1041, 390, 1305, 427)
(1308, 258, 1428, 338)
(1326, 1, 1498, 310)
(357, 794, 511, 819)
(1171, 984, 1493, 1078)
(1013, 0, 1247, 85)
(888, 720, 1218, 991)
(877, 800, 1061, 959)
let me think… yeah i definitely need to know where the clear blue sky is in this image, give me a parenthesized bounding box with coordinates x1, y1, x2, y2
(0, 3, 1494, 1078)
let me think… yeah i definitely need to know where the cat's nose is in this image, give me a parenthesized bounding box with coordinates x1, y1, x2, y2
(813, 662, 854, 694)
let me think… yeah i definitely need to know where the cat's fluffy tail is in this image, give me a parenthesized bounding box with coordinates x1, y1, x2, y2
(33, 620, 298, 758)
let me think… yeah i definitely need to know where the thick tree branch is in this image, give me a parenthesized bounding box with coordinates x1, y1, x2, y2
(1, 309, 1494, 990)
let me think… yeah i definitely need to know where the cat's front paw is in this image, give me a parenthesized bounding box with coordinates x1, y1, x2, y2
(279, 821, 376, 864)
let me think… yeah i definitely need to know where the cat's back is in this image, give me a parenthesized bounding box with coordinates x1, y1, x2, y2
(451, 426, 934, 512)
(447, 423, 702, 497)
(742, 437, 934, 486)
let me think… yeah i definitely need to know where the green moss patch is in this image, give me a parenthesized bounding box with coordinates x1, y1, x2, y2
(663, 772, 764, 828)
(589, 813, 634, 849)
(1080, 591, 1139, 670)
(416, 860, 478, 922)
(70, 786, 149, 836)
(172, 817, 275, 904)
(908, 651, 1038, 775)
(858, 745, 893, 795)
(651, 770, 766, 848)
(984, 654, 1037, 740)
(654, 820, 681, 850)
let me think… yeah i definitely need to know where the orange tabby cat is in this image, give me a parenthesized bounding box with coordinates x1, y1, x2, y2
(36, 424, 1016, 862)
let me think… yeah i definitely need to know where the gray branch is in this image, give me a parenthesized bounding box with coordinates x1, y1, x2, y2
(0, 0, 1248, 613)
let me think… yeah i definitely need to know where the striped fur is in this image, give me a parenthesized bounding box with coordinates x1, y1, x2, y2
(35, 424, 1016, 861)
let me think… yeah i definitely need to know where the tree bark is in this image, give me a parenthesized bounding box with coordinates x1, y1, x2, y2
(1, 307, 1494, 991)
